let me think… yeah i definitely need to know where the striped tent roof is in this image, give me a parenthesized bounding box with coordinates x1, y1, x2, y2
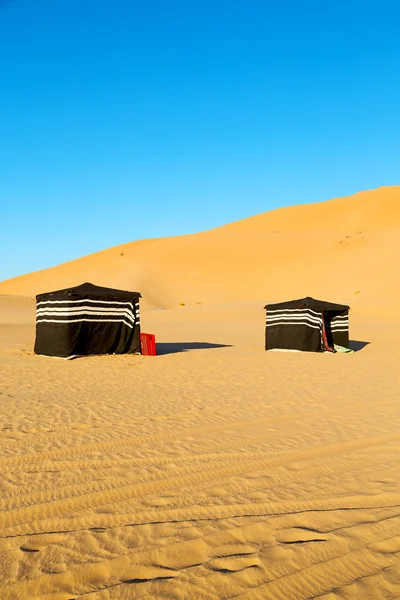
(264, 296, 349, 312)
(36, 282, 141, 303)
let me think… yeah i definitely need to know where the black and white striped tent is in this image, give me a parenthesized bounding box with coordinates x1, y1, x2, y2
(34, 282, 141, 358)
(264, 297, 349, 352)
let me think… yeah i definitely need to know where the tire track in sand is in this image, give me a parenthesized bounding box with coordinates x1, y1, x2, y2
(0, 432, 398, 534)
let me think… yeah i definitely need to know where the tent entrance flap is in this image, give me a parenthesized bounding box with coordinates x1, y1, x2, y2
(321, 314, 334, 352)
(264, 297, 350, 353)
(323, 309, 350, 350)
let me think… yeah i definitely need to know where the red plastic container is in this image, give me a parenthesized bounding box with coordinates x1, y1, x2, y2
(140, 333, 156, 356)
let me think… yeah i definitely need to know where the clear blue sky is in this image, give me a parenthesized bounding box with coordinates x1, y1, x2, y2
(1, 0, 399, 281)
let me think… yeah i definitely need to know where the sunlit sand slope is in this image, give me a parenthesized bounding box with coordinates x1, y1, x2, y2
(0, 186, 399, 309)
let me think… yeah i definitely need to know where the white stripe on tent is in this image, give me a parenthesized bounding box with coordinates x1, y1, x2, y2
(266, 317, 321, 325)
(36, 317, 140, 326)
(37, 306, 135, 317)
(36, 305, 135, 312)
(267, 308, 322, 317)
(37, 298, 135, 308)
(36, 318, 134, 329)
(267, 314, 322, 326)
(267, 311, 321, 320)
(36, 309, 136, 325)
(266, 320, 321, 330)
(266, 321, 347, 332)
(266, 315, 322, 324)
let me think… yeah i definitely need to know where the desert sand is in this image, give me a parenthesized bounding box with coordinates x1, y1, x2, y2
(0, 186, 399, 599)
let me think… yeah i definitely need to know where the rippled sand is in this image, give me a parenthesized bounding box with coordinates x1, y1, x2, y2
(0, 298, 399, 599)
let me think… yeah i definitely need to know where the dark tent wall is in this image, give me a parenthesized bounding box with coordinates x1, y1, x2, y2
(34, 282, 141, 358)
(264, 297, 349, 352)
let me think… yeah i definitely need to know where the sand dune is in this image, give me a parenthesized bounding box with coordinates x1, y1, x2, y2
(0, 187, 399, 599)
(1, 185, 399, 309)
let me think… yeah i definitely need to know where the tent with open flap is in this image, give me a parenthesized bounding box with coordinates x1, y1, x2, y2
(264, 296, 350, 352)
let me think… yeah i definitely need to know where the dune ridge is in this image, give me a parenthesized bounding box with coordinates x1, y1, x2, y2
(1, 185, 399, 309)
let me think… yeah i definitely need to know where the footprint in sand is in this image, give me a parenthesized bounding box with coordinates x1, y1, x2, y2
(209, 556, 261, 571)
(276, 527, 327, 545)
(20, 534, 67, 553)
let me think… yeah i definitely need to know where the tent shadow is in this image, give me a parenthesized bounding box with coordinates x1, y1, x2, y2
(156, 342, 232, 355)
(349, 340, 370, 352)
